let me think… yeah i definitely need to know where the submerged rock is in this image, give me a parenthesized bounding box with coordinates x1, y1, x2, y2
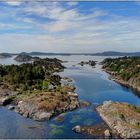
(72, 123, 110, 138)
(80, 100, 91, 107)
(97, 101, 140, 138)
(55, 114, 65, 123)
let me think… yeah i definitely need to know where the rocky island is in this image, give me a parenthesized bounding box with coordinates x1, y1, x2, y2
(102, 56, 140, 92)
(78, 60, 96, 67)
(0, 57, 80, 120)
(97, 101, 140, 138)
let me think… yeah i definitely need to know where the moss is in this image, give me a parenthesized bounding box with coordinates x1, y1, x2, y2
(49, 124, 64, 136)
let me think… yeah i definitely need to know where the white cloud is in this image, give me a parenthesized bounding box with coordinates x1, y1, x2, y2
(5, 0, 21, 6)
(1, 2, 140, 53)
(67, 2, 78, 6)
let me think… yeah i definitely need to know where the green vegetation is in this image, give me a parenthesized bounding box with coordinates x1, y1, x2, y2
(102, 56, 140, 81)
(0, 58, 64, 92)
(129, 104, 140, 114)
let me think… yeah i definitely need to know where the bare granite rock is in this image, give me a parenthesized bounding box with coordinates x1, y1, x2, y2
(16, 92, 80, 121)
(97, 101, 140, 138)
(104, 129, 111, 138)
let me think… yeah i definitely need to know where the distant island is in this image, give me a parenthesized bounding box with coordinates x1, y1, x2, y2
(1, 51, 140, 57)
(78, 60, 96, 67)
(0, 53, 12, 58)
(14, 53, 40, 62)
(25, 51, 140, 56)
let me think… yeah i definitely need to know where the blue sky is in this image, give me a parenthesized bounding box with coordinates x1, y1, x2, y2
(0, 1, 140, 53)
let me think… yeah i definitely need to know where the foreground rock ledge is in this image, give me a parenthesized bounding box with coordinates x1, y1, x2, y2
(16, 91, 79, 121)
(96, 101, 140, 138)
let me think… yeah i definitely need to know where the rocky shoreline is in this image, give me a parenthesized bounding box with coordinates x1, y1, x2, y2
(102, 57, 140, 93)
(103, 68, 140, 93)
(97, 101, 140, 138)
(0, 78, 80, 121)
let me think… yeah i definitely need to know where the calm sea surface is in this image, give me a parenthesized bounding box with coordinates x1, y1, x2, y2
(0, 55, 140, 138)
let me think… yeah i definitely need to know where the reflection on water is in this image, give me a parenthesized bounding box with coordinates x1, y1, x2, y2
(0, 55, 140, 138)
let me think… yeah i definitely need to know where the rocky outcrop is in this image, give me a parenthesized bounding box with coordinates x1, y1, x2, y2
(16, 91, 80, 121)
(97, 101, 140, 138)
(104, 129, 111, 138)
(8, 105, 15, 110)
(72, 123, 111, 138)
(0, 87, 16, 105)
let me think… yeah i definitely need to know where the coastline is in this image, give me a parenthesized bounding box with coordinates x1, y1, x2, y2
(102, 68, 140, 93)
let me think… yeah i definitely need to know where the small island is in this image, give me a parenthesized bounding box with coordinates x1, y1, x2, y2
(78, 60, 96, 67)
(102, 56, 140, 92)
(0, 57, 80, 120)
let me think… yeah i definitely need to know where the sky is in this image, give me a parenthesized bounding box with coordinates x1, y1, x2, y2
(0, 1, 140, 53)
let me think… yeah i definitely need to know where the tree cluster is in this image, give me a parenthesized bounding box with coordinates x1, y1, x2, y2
(102, 56, 140, 81)
(0, 58, 64, 91)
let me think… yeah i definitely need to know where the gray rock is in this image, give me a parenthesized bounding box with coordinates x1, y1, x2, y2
(104, 129, 111, 138)
(16, 91, 79, 121)
(8, 105, 15, 110)
(97, 101, 140, 138)
(0, 97, 13, 106)
(36, 112, 52, 121)
(72, 125, 81, 133)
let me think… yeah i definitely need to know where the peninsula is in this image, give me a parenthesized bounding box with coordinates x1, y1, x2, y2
(102, 56, 140, 92)
(0, 57, 79, 120)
